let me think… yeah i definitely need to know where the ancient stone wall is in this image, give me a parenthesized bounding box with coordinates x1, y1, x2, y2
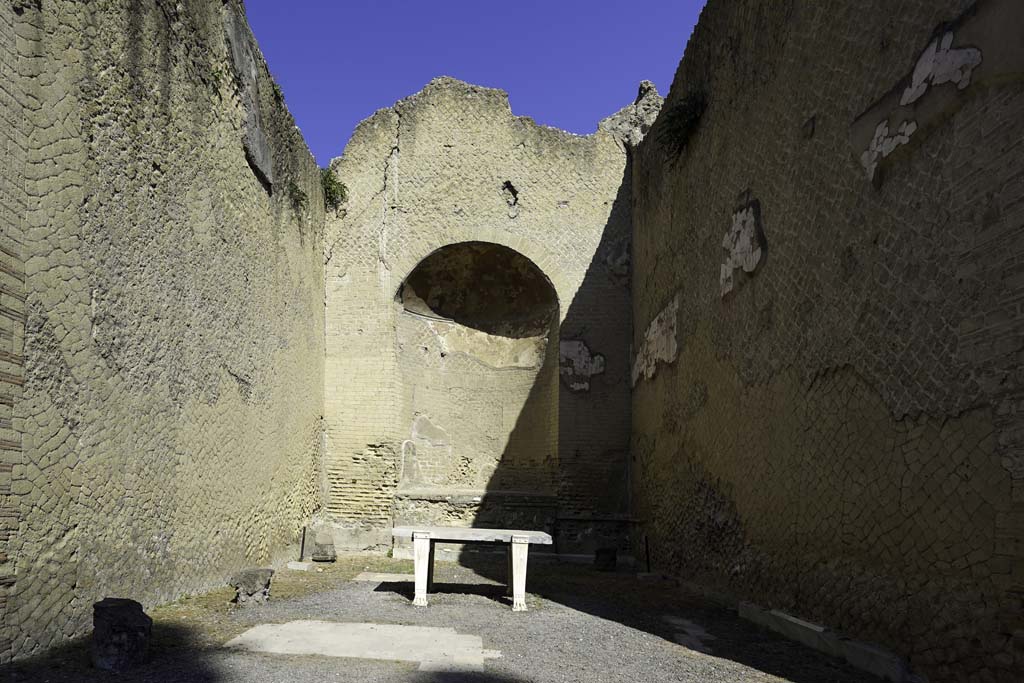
(3, 0, 325, 661)
(631, 0, 1024, 680)
(324, 78, 659, 553)
(0, 0, 30, 661)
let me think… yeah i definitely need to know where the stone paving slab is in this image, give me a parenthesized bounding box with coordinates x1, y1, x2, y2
(225, 621, 501, 671)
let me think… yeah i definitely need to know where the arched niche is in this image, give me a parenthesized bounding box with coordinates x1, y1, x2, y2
(393, 241, 561, 530)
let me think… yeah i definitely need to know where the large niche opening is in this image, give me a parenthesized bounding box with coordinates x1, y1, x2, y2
(398, 242, 557, 338)
(394, 242, 560, 534)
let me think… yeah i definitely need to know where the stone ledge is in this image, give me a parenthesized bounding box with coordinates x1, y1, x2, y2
(738, 602, 922, 683)
(394, 488, 559, 506)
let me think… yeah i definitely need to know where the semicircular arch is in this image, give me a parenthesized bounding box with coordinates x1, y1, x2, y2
(390, 230, 571, 317)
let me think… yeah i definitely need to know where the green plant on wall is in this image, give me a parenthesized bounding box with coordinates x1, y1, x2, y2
(659, 89, 707, 160)
(286, 181, 308, 215)
(207, 65, 227, 96)
(321, 168, 348, 211)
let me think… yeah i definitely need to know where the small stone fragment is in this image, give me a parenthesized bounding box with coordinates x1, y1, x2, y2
(311, 529, 337, 562)
(230, 568, 275, 604)
(91, 598, 152, 672)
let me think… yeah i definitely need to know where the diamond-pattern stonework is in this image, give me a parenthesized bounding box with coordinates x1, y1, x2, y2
(632, 1, 1024, 681)
(2, 1, 1021, 680)
(1, 0, 324, 662)
(0, 0, 29, 662)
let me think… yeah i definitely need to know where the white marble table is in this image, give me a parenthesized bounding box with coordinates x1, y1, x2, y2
(391, 526, 553, 611)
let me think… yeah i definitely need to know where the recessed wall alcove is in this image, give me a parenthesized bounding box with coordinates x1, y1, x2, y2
(393, 241, 561, 534)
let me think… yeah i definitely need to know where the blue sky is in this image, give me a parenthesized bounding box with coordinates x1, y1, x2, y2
(244, 1, 706, 166)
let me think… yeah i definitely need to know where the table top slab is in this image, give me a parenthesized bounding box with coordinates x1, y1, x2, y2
(391, 526, 553, 544)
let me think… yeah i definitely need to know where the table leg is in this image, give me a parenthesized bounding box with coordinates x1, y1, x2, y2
(427, 540, 436, 593)
(506, 543, 513, 597)
(412, 532, 430, 607)
(511, 535, 529, 612)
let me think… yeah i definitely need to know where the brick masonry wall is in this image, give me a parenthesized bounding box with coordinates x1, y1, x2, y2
(324, 78, 656, 552)
(0, 0, 29, 662)
(3, 0, 325, 661)
(395, 315, 559, 495)
(631, 0, 1023, 680)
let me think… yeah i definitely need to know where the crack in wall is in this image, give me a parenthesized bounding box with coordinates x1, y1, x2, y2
(324, 187, 381, 266)
(378, 111, 401, 287)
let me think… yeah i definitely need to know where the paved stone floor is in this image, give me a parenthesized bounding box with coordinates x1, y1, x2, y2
(3, 556, 875, 682)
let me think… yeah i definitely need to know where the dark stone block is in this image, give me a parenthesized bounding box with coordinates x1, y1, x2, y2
(223, 4, 274, 189)
(229, 567, 274, 604)
(91, 598, 152, 672)
(594, 547, 618, 572)
(310, 528, 336, 562)
(243, 125, 274, 190)
(311, 541, 337, 562)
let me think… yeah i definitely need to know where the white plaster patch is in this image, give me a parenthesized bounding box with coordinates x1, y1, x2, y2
(720, 205, 766, 297)
(901, 31, 982, 106)
(405, 414, 453, 487)
(631, 295, 679, 386)
(855, 27, 984, 182)
(412, 414, 449, 447)
(224, 621, 501, 672)
(559, 340, 606, 391)
(860, 119, 919, 180)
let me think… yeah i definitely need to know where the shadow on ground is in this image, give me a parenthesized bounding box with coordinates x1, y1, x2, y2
(397, 553, 875, 683)
(3, 556, 871, 683)
(0, 620, 531, 683)
(375, 579, 513, 608)
(409, 676, 528, 683)
(0, 622, 220, 682)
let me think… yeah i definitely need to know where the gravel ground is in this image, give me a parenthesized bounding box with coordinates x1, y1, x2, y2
(4, 555, 875, 683)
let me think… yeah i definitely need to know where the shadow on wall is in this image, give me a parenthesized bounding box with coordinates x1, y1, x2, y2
(377, 130, 864, 683)
(475, 161, 634, 550)
(392, 241, 562, 531)
(389, 157, 868, 683)
(391, 160, 633, 555)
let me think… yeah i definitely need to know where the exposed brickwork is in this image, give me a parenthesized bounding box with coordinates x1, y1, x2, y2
(631, 1, 1024, 680)
(324, 79, 657, 552)
(0, 0, 30, 661)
